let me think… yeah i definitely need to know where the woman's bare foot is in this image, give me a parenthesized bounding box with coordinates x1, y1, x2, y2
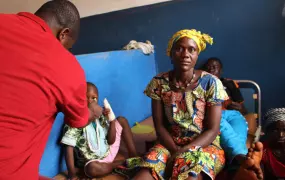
(233, 142, 263, 180)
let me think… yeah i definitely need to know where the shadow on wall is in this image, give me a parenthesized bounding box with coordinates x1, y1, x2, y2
(72, 0, 285, 114)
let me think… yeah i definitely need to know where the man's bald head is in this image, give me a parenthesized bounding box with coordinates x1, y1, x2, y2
(35, 0, 80, 50)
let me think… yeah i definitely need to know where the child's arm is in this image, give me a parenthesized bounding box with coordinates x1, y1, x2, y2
(106, 120, 116, 145)
(65, 145, 78, 180)
(102, 108, 117, 145)
(103, 98, 117, 145)
(61, 125, 82, 180)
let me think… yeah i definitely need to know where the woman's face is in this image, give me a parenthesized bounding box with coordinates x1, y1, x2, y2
(267, 120, 285, 147)
(171, 37, 199, 72)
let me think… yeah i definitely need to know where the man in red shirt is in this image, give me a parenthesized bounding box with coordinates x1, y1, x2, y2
(0, 0, 101, 179)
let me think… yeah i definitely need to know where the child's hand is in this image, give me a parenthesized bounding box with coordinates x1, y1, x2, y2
(103, 98, 116, 121)
(103, 107, 115, 122)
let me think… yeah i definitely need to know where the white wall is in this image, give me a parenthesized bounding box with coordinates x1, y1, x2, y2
(0, 0, 171, 17)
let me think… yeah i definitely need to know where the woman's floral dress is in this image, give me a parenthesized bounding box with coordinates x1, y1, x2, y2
(115, 71, 228, 180)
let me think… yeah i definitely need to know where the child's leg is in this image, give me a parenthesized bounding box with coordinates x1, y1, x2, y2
(84, 119, 127, 178)
(133, 169, 155, 180)
(117, 116, 138, 157)
(85, 161, 124, 178)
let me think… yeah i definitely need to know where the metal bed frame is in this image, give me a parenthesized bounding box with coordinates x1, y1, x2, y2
(236, 80, 261, 142)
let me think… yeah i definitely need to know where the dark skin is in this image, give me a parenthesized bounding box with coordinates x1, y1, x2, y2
(35, 11, 78, 51)
(267, 120, 285, 164)
(84, 115, 137, 178)
(237, 121, 285, 180)
(205, 60, 261, 170)
(66, 84, 137, 180)
(233, 142, 263, 180)
(86, 85, 117, 145)
(66, 85, 106, 180)
(205, 59, 247, 115)
(36, 12, 101, 127)
(40, 14, 103, 127)
(133, 37, 222, 180)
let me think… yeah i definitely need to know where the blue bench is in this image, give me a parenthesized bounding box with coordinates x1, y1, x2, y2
(39, 50, 157, 178)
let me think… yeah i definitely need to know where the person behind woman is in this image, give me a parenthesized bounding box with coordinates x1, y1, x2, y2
(203, 58, 249, 168)
(204, 58, 257, 147)
(115, 29, 228, 180)
(261, 108, 285, 179)
(204, 58, 247, 114)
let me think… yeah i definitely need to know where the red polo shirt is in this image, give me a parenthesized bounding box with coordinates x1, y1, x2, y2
(0, 12, 89, 179)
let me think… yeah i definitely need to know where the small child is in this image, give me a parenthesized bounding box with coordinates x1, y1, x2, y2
(61, 82, 137, 179)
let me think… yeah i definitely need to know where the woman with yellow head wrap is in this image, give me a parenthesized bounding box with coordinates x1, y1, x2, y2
(115, 29, 228, 180)
(167, 29, 213, 56)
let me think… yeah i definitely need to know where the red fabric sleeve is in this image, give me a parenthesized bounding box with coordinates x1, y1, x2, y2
(54, 54, 89, 128)
(61, 82, 89, 128)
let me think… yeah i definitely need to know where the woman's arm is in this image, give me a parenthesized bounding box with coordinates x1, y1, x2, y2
(152, 99, 178, 154)
(182, 105, 222, 149)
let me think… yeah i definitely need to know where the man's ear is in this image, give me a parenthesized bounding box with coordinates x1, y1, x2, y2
(57, 28, 70, 42)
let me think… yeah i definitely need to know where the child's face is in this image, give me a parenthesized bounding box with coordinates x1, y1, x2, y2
(87, 86, 99, 105)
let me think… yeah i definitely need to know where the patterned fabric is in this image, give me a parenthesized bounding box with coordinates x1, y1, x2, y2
(61, 115, 110, 166)
(117, 144, 225, 180)
(264, 108, 285, 129)
(167, 29, 213, 56)
(115, 71, 228, 180)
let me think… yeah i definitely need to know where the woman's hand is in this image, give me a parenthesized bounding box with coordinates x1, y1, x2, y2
(68, 175, 79, 180)
(152, 99, 178, 153)
(165, 146, 184, 179)
(165, 156, 176, 179)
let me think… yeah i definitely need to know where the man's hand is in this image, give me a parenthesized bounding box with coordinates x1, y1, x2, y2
(102, 108, 110, 117)
(88, 101, 102, 121)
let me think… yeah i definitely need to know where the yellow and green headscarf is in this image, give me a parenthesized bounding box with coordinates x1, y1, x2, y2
(167, 29, 213, 56)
